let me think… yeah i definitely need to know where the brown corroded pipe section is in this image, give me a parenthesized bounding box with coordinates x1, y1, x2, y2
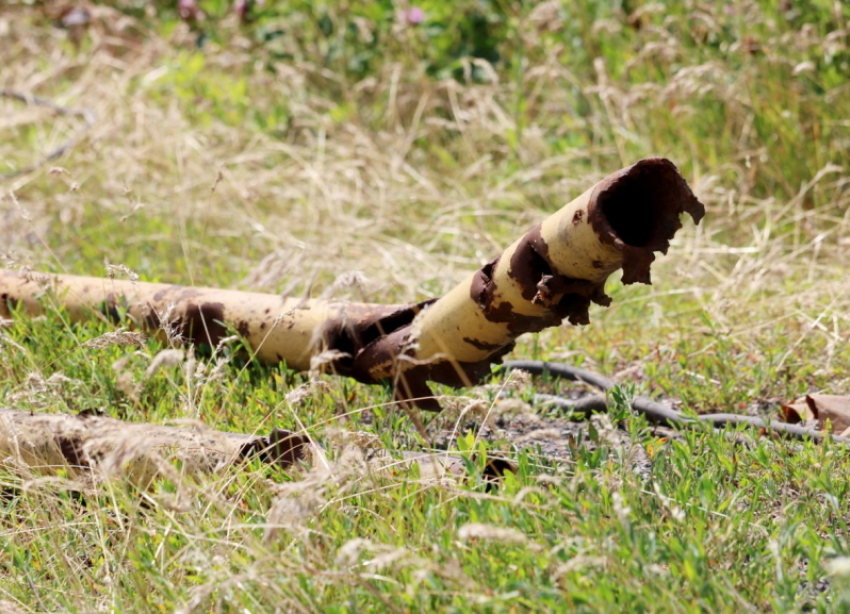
(0, 407, 501, 484)
(0, 269, 427, 372)
(348, 157, 704, 408)
(0, 157, 703, 410)
(0, 407, 319, 485)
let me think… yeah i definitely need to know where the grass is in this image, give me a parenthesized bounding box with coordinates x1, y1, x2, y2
(2, 0, 850, 611)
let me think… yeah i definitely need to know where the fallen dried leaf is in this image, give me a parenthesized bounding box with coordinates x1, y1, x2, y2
(780, 400, 815, 424)
(781, 394, 850, 434)
(807, 394, 850, 433)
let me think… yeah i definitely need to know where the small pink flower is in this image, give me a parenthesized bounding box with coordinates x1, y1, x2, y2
(235, 0, 263, 21)
(178, 0, 199, 21)
(403, 6, 424, 26)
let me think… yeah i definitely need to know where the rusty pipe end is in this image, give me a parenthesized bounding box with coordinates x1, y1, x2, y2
(588, 157, 705, 285)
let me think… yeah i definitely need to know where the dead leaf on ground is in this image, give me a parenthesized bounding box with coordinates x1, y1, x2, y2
(780, 394, 850, 435)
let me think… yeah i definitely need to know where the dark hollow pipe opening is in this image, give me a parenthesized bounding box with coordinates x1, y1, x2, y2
(594, 157, 704, 252)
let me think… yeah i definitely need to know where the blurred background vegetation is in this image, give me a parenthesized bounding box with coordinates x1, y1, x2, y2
(6, 0, 849, 250)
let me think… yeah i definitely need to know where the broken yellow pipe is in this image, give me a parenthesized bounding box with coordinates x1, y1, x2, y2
(0, 270, 420, 371)
(0, 157, 703, 409)
(350, 157, 704, 406)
